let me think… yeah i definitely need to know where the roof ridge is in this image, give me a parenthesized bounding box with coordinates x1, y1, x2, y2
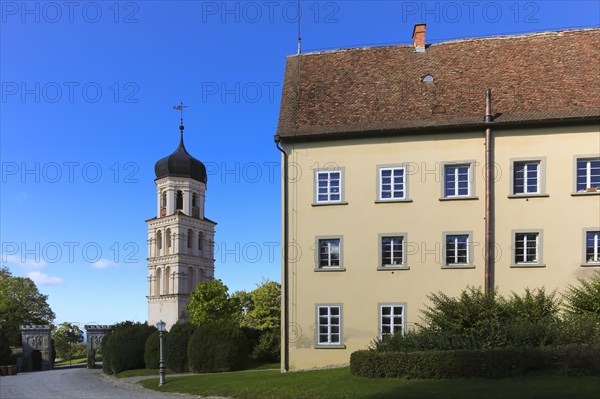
(290, 27, 600, 57)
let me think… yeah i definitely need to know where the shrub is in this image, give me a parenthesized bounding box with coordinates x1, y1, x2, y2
(350, 345, 600, 379)
(564, 272, 600, 315)
(374, 287, 566, 352)
(102, 321, 156, 374)
(241, 327, 262, 355)
(187, 322, 248, 373)
(251, 328, 280, 362)
(101, 334, 112, 374)
(0, 331, 11, 366)
(144, 331, 161, 370)
(165, 322, 196, 373)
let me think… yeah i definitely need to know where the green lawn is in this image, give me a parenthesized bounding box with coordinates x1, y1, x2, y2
(140, 367, 600, 399)
(54, 357, 89, 366)
(116, 361, 278, 378)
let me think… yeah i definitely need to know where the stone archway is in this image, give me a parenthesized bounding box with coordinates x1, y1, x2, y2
(20, 325, 53, 371)
(84, 325, 113, 369)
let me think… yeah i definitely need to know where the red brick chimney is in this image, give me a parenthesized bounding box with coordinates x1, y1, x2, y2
(412, 23, 426, 52)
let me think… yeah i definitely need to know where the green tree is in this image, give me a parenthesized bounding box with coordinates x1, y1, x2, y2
(52, 322, 84, 362)
(246, 280, 281, 330)
(187, 279, 240, 326)
(0, 268, 55, 346)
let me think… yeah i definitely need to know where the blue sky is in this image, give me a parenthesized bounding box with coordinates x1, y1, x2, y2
(1, 1, 598, 327)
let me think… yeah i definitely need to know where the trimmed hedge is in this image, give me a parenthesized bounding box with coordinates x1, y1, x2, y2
(187, 322, 248, 373)
(144, 331, 161, 370)
(102, 321, 156, 374)
(165, 322, 196, 373)
(350, 345, 600, 379)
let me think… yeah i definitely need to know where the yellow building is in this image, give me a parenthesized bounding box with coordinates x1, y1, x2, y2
(274, 25, 600, 371)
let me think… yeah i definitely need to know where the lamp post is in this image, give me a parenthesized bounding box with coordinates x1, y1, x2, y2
(156, 320, 166, 386)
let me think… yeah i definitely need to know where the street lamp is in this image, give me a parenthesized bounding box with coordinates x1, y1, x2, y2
(156, 320, 166, 386)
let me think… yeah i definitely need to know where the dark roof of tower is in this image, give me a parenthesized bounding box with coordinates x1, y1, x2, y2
(154, 132, 207, 184)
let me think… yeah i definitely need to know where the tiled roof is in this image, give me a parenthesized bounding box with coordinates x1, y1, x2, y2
(276, 29, 600, 141)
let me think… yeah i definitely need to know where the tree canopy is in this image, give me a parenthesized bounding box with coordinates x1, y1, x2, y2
(0, 267, 55, 346)
(240, 280, 281, 330)
(187, 279, 240, 326)
(52, 322, 84, 360)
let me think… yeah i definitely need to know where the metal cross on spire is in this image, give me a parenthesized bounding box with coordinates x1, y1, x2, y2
(173, 101, 188, 133)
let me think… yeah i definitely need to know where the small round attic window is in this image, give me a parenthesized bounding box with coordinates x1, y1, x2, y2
(421, 74, 434, 83)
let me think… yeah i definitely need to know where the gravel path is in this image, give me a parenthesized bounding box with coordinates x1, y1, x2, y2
(0, 366, 224, 399)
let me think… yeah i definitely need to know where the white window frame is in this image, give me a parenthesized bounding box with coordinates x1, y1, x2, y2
(509, 157, 548, 198)
(315, 236, 344, 271)
(378, 166, 406, 201)
(583, 229, 600, 266)
(378, 233, 408, 270)
(314, 168, 345, 204)
(442, 232, 473, 268)
(574, 156, 600, 194)
(512, 230, 544, 267)
(315, 305, 344, 347)
(379, 303, 405, 339)
(440, 161, 477, 200)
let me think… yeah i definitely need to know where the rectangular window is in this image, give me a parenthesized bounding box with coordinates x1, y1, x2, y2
(445, 234, 469, 265)
(576, 158, 600, 192)
(513, 161, 540, 194)
(380, 304, 404, 338)
(318, 239, 341, 268)
(317, 306, 341, 345)
(379, 167, 405, 200)
(444, 164, 470, 197)
(316, 170, 342, 203)
(381, 236, 404, 267)
(515, 232, 540, 264)
(585, 231, 600, 264)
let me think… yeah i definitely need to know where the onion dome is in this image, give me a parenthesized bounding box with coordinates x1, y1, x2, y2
(154, 126, 207, 184)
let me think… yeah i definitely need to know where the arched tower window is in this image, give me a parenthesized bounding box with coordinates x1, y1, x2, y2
(192, 193, 197, 207)
(176, 190, 183, 210)
(161, 191, 167, 207)
(166, 229, 171, 254)
(164, 266, 170, 295)
(156, 230, 162, 254)
(198, 231, 204, 254)
(187, 229, 193, 249)
(155, 268, 162, 296)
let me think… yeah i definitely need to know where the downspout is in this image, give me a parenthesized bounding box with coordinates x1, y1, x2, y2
(274, 134, 289, 372)
(484, 89, 495, 294)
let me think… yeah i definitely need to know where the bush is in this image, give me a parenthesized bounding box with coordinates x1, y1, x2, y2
(187, 322, 248, 373)
(374, 287, 566, 352)
(241, 327, 262, 355)
(0, 332, 11, 366)
(251, 328, 280, 362)
(102, 321, 156, 374)
(350, 345, 600, 379)
(165, 322, 196, 373)
(564, 272, 600, 315)
(144, 331, 161, 370)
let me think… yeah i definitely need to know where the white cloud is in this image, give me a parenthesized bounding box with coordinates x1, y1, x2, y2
(91, 258, 118, 269)
(27, 271, 63, 286)
(3, 254, 47, 269)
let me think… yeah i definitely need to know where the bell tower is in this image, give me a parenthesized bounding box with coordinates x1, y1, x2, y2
(147, 109, 216, 330)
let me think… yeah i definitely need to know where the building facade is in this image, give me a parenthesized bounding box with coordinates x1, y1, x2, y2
(275, 26, 600, 371)
(147, 122, 216, 330)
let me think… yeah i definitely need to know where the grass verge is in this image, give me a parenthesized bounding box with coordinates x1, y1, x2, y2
(140, 367, 600, 399)
(54, 357, 89, 366)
